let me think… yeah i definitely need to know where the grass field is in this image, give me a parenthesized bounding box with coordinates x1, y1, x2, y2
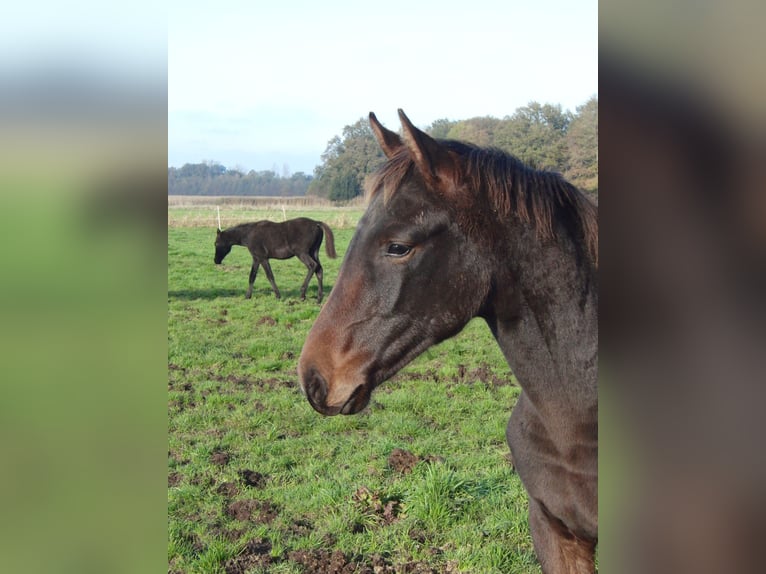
(168, 203, 541, 573)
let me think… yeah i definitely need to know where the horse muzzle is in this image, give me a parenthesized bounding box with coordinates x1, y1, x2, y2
(300, 365, 371, 416)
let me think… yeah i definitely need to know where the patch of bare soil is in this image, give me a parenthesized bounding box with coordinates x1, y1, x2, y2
(238, 469, 266, 488)
(224, 538, 273, 574)
(216, 481, 238, 497)
(288, 549, 367, 574)
(286, 518, 313, 538)
(370, 556, 448, 574)
(220, 373, 296, 391)
(398, 363, 515, 389)
(387, 449, 443, 474)
(168, 471, 182, 487)
(256, 315, 277, 326)
(210, 450, 231, 466)
(466, 364, 515, 388)
(287, 550, 449, 574)
(222, 536, 457, 574)
(387, 448, 421, 474)
(388, 448, 420, 474)
(225, 499, 279, 524)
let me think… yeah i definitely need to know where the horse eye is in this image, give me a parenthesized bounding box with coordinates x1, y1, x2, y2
(386, 243, 411, 257)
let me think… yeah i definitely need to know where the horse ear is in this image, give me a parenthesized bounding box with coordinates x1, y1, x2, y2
(369, 112, 403, 159)
(398, 109, 458, 192)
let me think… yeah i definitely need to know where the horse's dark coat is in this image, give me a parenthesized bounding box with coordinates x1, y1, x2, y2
(298, 110, 598, 573)
(214, 217, 336, 303)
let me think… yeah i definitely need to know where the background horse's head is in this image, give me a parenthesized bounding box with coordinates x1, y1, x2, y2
(214, 228, 233, 264)
(299, 110, 493, 416)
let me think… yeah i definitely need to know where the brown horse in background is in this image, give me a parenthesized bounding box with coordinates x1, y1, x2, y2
(299, 110, 598, 573)
(215, 218, 336, 303)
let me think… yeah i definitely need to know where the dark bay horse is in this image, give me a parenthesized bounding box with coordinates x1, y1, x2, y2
(298, 110, 598, 573)
(214, 217, 336, 303)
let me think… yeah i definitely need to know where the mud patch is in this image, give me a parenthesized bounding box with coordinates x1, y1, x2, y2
(370, 556, 446, 574)
(388, 448, 421, 474)
(222, 373, 295, 391)
(168, 471, 182, 487)
(225, 499, 279, 523)
(216, 481, 238, 497)
(467, 364, 515, 388)
(286, 518, 313, 538)
(286, 550, 449, 574)
(288, 549, 366, 574)
(216, 532, 455, 573)
(397, 363, 515, 389)
(224, 538, 273, 574)
(256, 316, 277, 326)
(210, 450, 231, 466)
(238, 469, 266, 488)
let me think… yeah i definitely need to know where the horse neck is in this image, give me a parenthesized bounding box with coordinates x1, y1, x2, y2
(225, 226, 248, 246)
(483, 225, 598, 410)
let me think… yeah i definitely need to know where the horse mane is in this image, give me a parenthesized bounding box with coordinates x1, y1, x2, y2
(366, 140, 598, 268)
(223, 221, 262, 235)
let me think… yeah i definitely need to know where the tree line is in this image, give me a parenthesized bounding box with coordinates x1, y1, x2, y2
(168, 97, 597, 200)
(309, 97, 597, 201)
(168, 163, 312, 196)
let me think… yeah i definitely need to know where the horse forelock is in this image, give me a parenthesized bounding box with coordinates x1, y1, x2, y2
(365, 149, 414, 205)
(367, 141, 598, 269)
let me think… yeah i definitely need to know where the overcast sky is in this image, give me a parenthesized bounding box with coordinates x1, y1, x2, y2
(169, 0, 597, 174)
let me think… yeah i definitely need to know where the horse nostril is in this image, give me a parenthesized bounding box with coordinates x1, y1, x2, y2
(305, 368, 328, 409)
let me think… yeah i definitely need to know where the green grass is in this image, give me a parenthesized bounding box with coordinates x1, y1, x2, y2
(168, 208, 539, 573)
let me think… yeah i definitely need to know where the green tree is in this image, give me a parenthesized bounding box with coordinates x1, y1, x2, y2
(308, 98, 598, 201)
(168, 163, 312, 196)
(494, 102, 572, 170)
(328, 168, 361, 201)
(309, 117, 386, 200)
(427, 118, 456, 139)
(445, 116, 501, 147)
(565, 96, 598, 196)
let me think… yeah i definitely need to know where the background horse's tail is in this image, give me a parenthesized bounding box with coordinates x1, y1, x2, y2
(318, 221, 337, 258)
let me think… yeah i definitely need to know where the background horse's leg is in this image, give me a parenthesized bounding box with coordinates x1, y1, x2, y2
(260, 259, 281, 299)
(296, 253, 319, 302)
(245, 263, 258, 299)
(528, 498, 596, 574)
(314, 260, 324, 303)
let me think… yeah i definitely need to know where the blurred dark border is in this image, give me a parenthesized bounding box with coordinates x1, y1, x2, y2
(0, 8, 168, 573)
(600, 5, 766, 571)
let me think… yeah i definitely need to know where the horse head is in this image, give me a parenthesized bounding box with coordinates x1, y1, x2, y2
(214, 228, 233, 264)
(299, 110, 490, 415)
